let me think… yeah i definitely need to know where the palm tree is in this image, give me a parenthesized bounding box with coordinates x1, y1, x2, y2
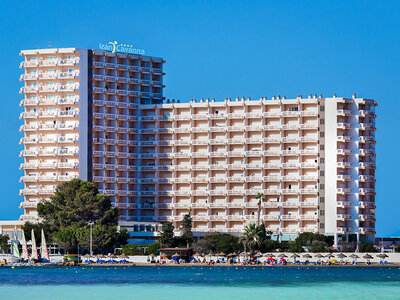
(255, 192, 265, 226)
(240, 223, 263, 253)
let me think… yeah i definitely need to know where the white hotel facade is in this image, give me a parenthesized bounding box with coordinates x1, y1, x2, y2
(18, 47, 377, 246)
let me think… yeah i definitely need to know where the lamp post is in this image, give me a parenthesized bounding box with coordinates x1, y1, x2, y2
(88, 222, 94, 256)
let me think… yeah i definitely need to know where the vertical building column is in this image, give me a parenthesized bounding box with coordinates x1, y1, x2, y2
(318, 99, 326, 234)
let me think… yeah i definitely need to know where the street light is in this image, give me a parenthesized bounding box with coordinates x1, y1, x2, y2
(88, 221, 94, 256)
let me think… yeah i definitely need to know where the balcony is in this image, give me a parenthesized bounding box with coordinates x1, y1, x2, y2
(245, 164, 262, 170)
(359, 162, 375, 169)
(282, 111, 299, 117)
(227, 190, 245, 195)
(210, 126, 226, 132)
(337, 136, 351, 142)
(359, 175, 375, 182)
(191, 114, 208, 120)
(300, 124, 318, 130)
(210, 152, 226, 157)
(227, 202, 244, 208)
(359, 188, 375, 195)
(337, 188, 351, 194)
(245, 176, 262, 182)
(300, 202, 318, 208)
(227, 151, 244, 157)
(337, 123, 352, 129)
(282, 137, 299, 143)
(245, 112, 262, 118)
(263, 176, 280, 182)
(301, 162, 318, 169)
(337, 149, 352, 155)
(191, 127, 208, 133)
(264, 189, 281, 195)
(300, 111, 318, 117)
(300, 175, 318, 181)
(210, 177, 226, 183)
(227, 177, 245, 183)
(227, 126, 245, 132)
(282, 176, 299, 182)
(263, 202, 280, 208)
(282, 124, 299, 130)
(245, 151, 263, 157)
(264, 138, 280, 143)
(210, 190, 226, 196)
(264, 151, 281, 156)
(300, 188, 318, 195)
(282, 202, 299, 208)
(282, 163, 299, 169)
(337, 162, 352, 168)
(210, 164, 228, 170)
(337, 175, 352, 181)
(227, 215, 244, 221)
(245, 126, 262, 132)
(337, 109, 352, 116)
(282, 189, 299, 195)
(281, 215, 299, 220)
(300, 214, 318, 220)
(192, 139, 208, 145)
(227, 113, 245, 119)
(210, 139, 226, 145)
(191, 152, 209, 158)
(263, 112, 281, 118)
(282, 150, 299, 156)
(263, 163, 281, 169)
(336, 214, 352, 220)
(300, 150, 318, 156)
(227, 164, 244, 170)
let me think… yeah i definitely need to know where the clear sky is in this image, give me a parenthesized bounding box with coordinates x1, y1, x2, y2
(0, 0, 399, 236)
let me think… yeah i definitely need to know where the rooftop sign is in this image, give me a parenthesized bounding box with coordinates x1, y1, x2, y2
(98, 41, 145, 55)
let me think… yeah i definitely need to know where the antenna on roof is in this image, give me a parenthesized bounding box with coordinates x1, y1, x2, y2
(49, 41, 51, 48)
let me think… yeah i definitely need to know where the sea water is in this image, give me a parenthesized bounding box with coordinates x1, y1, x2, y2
(1, 266, 400, 299)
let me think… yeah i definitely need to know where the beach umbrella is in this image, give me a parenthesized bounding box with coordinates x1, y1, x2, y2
(264, 253, 275, 257)
(377, 254, 387, 259)
(228, 252, 238, 257)
(108, 254, 117, 259)
(218, 252, 226, 256)
(278, 254, 288, 258)
(118, 254, 128, 259)
(280, 258, 286, 263)
(290, 253, 300, 258)
(330, 259, 338, 263)
(303, 254, 312, 258)
(96, 254, 105, 258)
(337, 253, 347, 258)
(363, 254, 373, 259)
(267, 257, 275, 262)
(314, 254, 323, 258)
(325, 254, 334, 258)
(83, 254, 92, 258)
(349, 254, 359, 259)
(254, 253, 263, 258)
(192, 252, 202, 257)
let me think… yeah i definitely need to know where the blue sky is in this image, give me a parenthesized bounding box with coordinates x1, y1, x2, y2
(0, 0, 399, 236)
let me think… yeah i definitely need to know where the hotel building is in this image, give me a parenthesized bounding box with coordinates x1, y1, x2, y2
(19, 47, 377, 246)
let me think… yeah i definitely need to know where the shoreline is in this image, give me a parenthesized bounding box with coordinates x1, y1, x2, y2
(2, 262, 398, 268)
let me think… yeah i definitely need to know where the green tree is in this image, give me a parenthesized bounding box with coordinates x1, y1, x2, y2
(0, 234, 9, 253)
(23, 221, 53, 243)
(240, 223, 264, 253)
(158, 222, 175, 248)
(360, 242, 378, 253)
(180, 211, 193, 246)
(36, 178, 124, 253)
(255, 192, 265, 226)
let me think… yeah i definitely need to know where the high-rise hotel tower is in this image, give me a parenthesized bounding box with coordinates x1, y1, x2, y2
(19, 47, 377, 246)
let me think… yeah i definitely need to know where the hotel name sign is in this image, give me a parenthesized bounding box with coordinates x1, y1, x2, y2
(98, 41, 145, 55)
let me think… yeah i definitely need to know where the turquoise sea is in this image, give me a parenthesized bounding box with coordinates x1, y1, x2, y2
(1, 266, 400, 300)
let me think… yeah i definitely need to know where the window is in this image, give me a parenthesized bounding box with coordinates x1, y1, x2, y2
(320, 132, 325, 138)
(320, 210, 325, 216)
(320, 171, 325, 176)
(320, 119, 325, 124)
(320, 145, 325, 150)
(320, 158, 325, 163)
(320, 184, 325, 190)
(320, 197, 325, 203)
(320, 223, 325, 229)
(320, 105, 325, 112)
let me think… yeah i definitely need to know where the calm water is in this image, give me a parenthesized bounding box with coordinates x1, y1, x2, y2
(1, 266, 400, 299)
